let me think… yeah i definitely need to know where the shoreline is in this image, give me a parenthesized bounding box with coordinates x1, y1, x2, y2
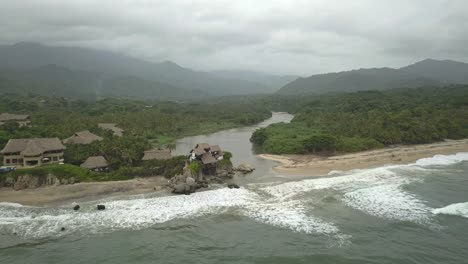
(0, 176, 171, 207)
(2, 139, 467, 207)
(258, 139, 468, 175)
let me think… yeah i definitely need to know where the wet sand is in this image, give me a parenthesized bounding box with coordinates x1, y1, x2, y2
(259, 139, 468, 175)
(0, 176, 170, 207)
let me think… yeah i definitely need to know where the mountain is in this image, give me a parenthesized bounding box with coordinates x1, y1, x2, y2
(0, 65, 204, 100)
(210, 70, 298, 92)
(0, 65, 99, 99)
(0, 42, 278, 97)
(277, 67, 441, 95)
(400, 59, 468, 84)
(277, 59, 468, 95)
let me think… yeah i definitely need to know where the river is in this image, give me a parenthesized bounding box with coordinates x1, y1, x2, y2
(1, 113, 468, 264)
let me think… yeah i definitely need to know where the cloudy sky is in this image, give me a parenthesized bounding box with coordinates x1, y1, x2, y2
(0, 0, 467, 75)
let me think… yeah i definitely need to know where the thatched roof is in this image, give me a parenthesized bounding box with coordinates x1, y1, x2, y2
(201, 152, 217, 165)
(81, 156, 108, 169)
(98, 123, 124, 137)
(64, 130, 103, 145)
(210, 145, 221, 152)
(142, 149, 171, 160)
(0, 113, 29, 122)
(196, 143, 210, 150)
(1, 138, 65, 155)
(191, 147, 206, 156)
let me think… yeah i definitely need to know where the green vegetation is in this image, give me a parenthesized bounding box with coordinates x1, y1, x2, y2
(0, 95, 271, 183)
(2, 155, 189, 183)
(218, 151, 233, 167)
(188, 160, 203, 174)
(0, 96, 270, 169)
(252, 86, 468, 154)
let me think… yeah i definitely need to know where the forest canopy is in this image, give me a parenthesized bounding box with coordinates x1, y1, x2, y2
(251, 85, 468, 154)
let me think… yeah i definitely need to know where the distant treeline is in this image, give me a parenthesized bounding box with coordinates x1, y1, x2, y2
(251, 85, 468, 154)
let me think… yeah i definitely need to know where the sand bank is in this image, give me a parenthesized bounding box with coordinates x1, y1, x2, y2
(0, 176, 170, 207)
(259, 139, 468, 175)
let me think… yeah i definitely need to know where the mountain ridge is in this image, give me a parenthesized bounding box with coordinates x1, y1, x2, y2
(277, 59, 468, 95)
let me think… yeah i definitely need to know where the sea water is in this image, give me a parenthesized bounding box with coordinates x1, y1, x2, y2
(0, 153, 467, 264)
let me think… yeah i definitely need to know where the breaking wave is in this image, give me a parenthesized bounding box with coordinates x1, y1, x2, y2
(432, 202, 468, 218)
(1, 152, 466, 240)
(0, 188, 345, 242)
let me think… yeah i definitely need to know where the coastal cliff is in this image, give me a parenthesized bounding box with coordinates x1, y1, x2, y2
(0, 173, 77, 191)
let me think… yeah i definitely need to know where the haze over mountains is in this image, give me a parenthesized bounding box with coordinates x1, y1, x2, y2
(0, 42, 296, 100)
(278, 59, 468, 95)
(1, 42, 468, 100)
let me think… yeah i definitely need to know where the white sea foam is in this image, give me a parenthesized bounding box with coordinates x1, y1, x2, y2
(0, 187, 344, 240)
(432, 202, 468, 218)
(414, 152, 468, 167)
(343, 184, 432, 224)
(0, 202, 24, 208)
(243, 200, 339, 235)
(2, 153, 466, 239)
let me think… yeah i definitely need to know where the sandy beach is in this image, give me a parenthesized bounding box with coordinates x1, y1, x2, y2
(0, 176, 170, 207)
(259, 139, 468, 175)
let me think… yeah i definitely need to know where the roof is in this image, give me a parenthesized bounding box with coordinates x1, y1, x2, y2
(210, 145, 221, 152)
(196, 143, 210, 150)
(98, 123, 124, 137)
(1, 138, 65, 155)
(191, 147, 206, 156)
(64, 130, 103, 145)
(201, 153, 217, 165)
(0, 113, 29, 122)
(80, 156, 108, 169)
(142, 149, 171, 160)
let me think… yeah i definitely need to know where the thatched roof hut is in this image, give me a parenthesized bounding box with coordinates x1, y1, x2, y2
(0, 113, 29, 122)
(80, 156, 108, 170)
(98, 123, 124, 137)
(64, 130, 103, 145)
(142, 149, 171, 161)
(201, 152, 217, 165)
(1, 138, 65, 155)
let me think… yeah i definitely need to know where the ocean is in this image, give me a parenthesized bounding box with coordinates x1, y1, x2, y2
(0, 113, 467, 263)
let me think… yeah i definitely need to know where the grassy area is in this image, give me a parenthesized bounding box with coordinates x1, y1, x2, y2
(2, 155, 187, 183)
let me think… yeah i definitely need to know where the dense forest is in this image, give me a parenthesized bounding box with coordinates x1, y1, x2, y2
(0, 95, 271, 170)
(251, 85, 468, 154)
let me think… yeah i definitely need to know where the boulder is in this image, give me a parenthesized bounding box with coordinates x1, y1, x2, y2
(173, 183, 188, 194)
(235, 164, 255, 174)
(73, 205, 80, 211)
(97, 205, 106, 210)
(216, 169, 229, 178)
(186, 177, 197, 192)
(227, 183, 240, 189)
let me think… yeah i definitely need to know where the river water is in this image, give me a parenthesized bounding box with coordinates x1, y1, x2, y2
(1, 113, 468, 264)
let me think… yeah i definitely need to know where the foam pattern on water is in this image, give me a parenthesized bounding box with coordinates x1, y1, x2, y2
(1, 152, 466, 240)
(0, 188, 344, 240)
(432, 202, 468, 218)
(343, 184, 432, 224)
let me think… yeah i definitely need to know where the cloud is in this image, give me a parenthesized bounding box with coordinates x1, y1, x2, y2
(0, 0, 467, 75)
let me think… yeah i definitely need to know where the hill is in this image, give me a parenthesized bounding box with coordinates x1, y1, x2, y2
(277, 59, 468, 95)
(400, 59, 468, 84)
(0, 65, 203, 100)
(0, 42, 287, 97)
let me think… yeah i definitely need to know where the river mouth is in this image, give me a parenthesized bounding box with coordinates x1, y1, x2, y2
(173, 112, 294, 183)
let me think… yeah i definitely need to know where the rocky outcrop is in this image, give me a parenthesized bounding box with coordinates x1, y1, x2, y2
(0, 173, 76, 191)
(234, 164, 255, 174)
(170, 161, 240, 194)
